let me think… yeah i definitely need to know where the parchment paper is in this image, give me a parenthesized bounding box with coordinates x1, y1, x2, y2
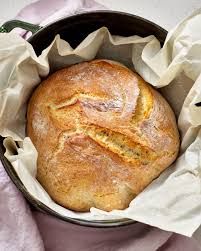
(1, 9, 201, 236)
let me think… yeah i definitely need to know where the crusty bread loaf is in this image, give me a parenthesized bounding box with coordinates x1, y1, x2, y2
(27, 59, 180, 212)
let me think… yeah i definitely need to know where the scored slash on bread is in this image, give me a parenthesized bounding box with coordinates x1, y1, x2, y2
(27, 59, 180, 212)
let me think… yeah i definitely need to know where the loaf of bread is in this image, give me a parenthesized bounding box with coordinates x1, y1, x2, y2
(27, 59, 180, 212)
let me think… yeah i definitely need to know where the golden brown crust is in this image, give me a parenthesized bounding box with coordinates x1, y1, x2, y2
(27, 59, 180, 212)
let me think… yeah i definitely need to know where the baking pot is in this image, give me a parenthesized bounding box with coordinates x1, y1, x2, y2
(0, 11, 167, 228)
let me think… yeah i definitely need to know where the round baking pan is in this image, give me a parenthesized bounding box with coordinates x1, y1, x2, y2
(0, 11, 167, 228)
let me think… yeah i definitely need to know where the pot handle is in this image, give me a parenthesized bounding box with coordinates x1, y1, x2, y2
(0, 20, 41, 34)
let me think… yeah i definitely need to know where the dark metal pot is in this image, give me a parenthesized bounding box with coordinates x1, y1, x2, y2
(0, 11, 167, 228)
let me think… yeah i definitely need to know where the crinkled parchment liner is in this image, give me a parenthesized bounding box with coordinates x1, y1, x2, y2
(1, 10, 201, 236)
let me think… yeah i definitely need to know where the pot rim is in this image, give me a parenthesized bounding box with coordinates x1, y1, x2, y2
(28, 10, 167, 43)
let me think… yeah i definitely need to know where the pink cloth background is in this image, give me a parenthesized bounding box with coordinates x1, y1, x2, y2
(0, 0, 201, 250)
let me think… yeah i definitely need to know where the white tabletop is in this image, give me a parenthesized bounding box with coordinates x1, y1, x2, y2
(0, 0, 201, 244)
(0, 0, 201, 30)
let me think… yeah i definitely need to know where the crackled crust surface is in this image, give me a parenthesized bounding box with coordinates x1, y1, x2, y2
(27, 59, 180, 212)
